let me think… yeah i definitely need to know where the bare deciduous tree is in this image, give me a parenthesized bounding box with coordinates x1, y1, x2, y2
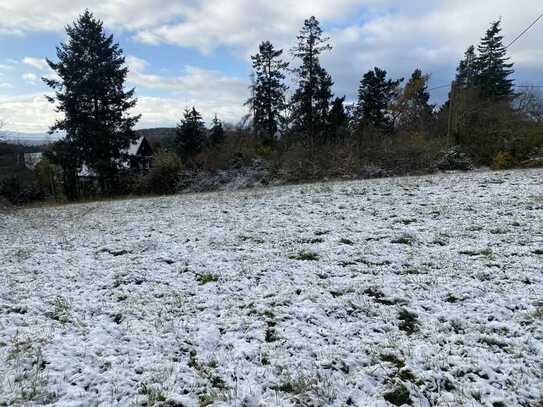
(515, 86, 543, 124)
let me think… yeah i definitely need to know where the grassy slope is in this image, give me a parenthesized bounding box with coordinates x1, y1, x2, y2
(0, 169, 542, 406)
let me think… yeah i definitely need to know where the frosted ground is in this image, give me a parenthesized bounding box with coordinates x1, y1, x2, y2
(1, 169, 542, 406)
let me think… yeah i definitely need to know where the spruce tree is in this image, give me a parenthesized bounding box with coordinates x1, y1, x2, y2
(355, 67, 402, 132)
(474, 20, 515, 100)
(315, 67, 334, 139)
(44, 10, 140, 194)
(209, 114, 225, 146)
(175, 107, 207, 162)
(249, 41, 288, 145)
(290, 16, 333, 143)
(456, 45, 478, 88)
(327, 96, 350, 143)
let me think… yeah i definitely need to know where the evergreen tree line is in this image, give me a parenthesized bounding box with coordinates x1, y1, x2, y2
(187, 16, 538, 178)
(28, 11, 543, 201)
(244, 17, 522, 153)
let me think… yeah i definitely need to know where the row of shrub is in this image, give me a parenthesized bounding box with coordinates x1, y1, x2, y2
(2, 121, 542, 206)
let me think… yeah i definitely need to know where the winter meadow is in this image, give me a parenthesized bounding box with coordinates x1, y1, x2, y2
(1, 3, 543, 407)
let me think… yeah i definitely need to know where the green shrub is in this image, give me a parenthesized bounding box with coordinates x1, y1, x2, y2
(196, 273, 219, 285)
(290, 251, 319, 261)
(398, 308, 420, 335)
(383, 384, 411, 406)
(145, 152, 183, 195)
(527, 127, 543, 148)
(513, 127, 543, 164)
(34, 159, 58, 196)
(0, 176, 44, 204)
(255, 144, 273, 157)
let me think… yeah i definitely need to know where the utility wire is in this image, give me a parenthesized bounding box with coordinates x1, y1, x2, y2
(428, 84, 451, 91)
(505, 12, 543, 49)
(429, 83, 543, 91)
(428, 12, 543, 93)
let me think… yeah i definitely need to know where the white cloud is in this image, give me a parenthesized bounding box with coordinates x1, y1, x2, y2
(133, 96, 246, 129)
(22, 57, 49, 70)
(0, 57, 249, 132)
(0, 93, 59, 133)
(127, 56, 246, 94)
(0, 0, 187, 34)
(322, 0, 543, 101)
(133, 0, 365, 54)
(22, 72, 39, 83)
(0, 90, 247, 133)
(126, 56, 248, 125)
(4, 0, 537, 63)
(2, 2, 541, 80)
(20, 57, 60, 83)
(0, 63, 16, 71)
(125, 55, 148, 73)
(0, 1, 364, 50)
(1, 0, 542, 129)
(0, 27, 23, 36)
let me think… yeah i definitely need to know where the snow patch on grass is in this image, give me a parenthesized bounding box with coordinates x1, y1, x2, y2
(1, 169, 542, 405)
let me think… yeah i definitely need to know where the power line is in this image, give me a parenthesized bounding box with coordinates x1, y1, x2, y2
(505, 12, 543, 49)
(427, 12, 543, 93)
(428, 84, 451, 91)
(427, 83, 543, 95)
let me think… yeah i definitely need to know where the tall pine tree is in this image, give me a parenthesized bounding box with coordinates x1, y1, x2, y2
(175, 107, 207, 162)
(44, 10, 140, 194)
(315, 67, 334, 140)
(290, 16, 333, 144)
(456, 45, 478, 88)
(355, 67, 402, 132)
(327, 96, 350, 143)
(209, 114, 225, 147)
(474, 20, 515, 100)
(249, 41, 288, 145)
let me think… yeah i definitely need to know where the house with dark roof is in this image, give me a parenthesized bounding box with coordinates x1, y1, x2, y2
(77, 136, 154, 178)
(20, 136, 154, 181)
(23, 152, 44, 170)
(121, 136, 153, 171)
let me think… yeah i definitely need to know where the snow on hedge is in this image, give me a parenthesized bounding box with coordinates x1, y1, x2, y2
(1, 169, 542, 406)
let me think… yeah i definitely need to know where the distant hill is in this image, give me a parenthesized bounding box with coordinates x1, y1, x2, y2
(0, 128, 177, 149)
(0, 131, 59, 146)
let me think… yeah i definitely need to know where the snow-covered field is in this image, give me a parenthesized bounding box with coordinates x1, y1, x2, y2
(1, 169, 542, 406)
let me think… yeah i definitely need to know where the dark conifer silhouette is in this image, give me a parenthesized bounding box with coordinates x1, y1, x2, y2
(44, 10, 140, 195)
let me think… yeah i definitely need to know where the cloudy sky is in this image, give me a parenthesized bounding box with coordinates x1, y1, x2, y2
(0, 0, 542, 135)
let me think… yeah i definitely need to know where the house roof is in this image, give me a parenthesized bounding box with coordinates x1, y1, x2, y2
(76, 136, 152, 178)
(23, 152, 44, 170)
(78, 163, 95, 178)
(123, 136, 145, 156)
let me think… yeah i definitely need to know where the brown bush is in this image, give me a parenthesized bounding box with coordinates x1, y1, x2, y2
(491, 151, 514, 170)
(197, 131, 261, 170)
(451, 91, 531, 165)
(277, 139, 360, 182)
